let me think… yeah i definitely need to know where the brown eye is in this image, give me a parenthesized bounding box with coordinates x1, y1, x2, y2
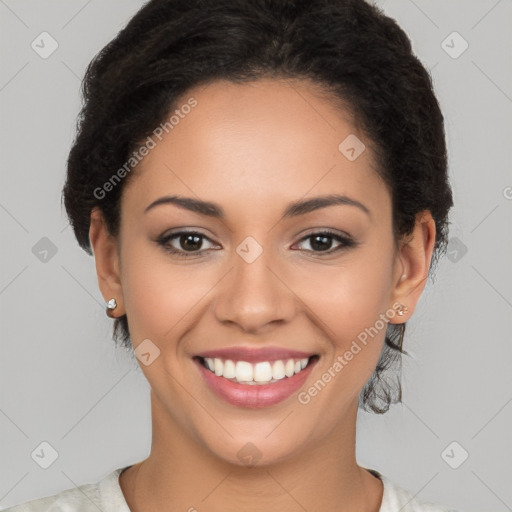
(157, 231, 218, 257)
(294, 231, 357, 254)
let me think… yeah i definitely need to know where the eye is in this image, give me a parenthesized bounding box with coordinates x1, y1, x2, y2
(293, 230, 357, 254)
(156, 230, 219, 257)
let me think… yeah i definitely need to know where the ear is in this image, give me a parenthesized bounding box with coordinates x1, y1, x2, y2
(388, 210, 436, 324)
(89, 207, 124, 317)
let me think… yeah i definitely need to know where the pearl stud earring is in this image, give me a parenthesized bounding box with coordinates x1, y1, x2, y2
(106, 298, 117, 318)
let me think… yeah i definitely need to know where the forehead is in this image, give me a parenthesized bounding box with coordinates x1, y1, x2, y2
(123, 78, 389, 219)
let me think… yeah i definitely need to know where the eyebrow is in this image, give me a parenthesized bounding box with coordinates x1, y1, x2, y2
(144, 194, 371, 219)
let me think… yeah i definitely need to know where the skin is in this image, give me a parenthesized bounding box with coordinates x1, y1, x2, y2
(89, 78, 436, 511)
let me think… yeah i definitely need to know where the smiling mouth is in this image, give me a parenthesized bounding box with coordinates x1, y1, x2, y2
(194, 355, 319, 385)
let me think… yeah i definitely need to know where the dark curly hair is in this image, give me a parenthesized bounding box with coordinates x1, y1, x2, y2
(62, 0, 454, 414)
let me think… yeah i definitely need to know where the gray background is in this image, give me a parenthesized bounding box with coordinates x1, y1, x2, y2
(1, 1, 511, 510)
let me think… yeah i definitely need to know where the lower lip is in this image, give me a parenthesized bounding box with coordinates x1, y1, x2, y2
(194, 357, 318, 408)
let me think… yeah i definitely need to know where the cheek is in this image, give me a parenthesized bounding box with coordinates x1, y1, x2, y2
(119, 239, 177, 340)
(291, 261, 393, 415)
(296, 253, 394, 344)
(120, 244, 218, 345)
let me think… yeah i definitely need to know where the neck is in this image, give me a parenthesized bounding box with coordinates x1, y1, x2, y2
(119, 394, 383, 512)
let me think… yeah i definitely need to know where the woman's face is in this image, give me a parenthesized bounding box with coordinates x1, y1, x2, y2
(98, 78, 420, 466)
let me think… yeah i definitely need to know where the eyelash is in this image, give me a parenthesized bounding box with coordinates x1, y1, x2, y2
(156, 230, 358, 258)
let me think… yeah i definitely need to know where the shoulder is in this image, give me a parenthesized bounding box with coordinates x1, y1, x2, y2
(372, 470, 461, 512)
(2, 467, 130, 512)
(2, 482, 101, 512)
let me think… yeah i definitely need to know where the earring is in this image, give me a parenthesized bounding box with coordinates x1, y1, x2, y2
(396, 303, 408, 316)
(106, 298, 117, 318)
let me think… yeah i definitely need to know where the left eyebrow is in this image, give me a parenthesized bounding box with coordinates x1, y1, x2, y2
(281, 194, 371, 219)
(144, 193, 371, 219)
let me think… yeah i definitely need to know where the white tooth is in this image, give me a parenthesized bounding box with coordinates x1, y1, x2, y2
(294, 360, 301, 374)
(272, 360, 286, 380)
(235, 361, 253, 382)
(300, 357, 309, 370)
(285, 359, 295, 377)
(214, 358, 223, 376)
(205, 358, 214, 371)
(254, 362, 272, 383)
(223, 359, 236, 379)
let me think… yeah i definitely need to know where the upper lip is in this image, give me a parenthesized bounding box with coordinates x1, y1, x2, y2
(194, 346, 317, 364)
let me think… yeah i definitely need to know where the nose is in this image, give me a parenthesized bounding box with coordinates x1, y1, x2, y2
(213, 244, 296, 334)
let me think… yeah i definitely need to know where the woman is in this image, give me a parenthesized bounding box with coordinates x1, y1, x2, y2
(6, 0, 459, 510)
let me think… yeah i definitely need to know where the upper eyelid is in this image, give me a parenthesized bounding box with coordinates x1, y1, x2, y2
(297, 228, 353, 240)
(158, 230, 215, 242)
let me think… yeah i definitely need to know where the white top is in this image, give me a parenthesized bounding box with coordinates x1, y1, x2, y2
(3, 466, 460, 511)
